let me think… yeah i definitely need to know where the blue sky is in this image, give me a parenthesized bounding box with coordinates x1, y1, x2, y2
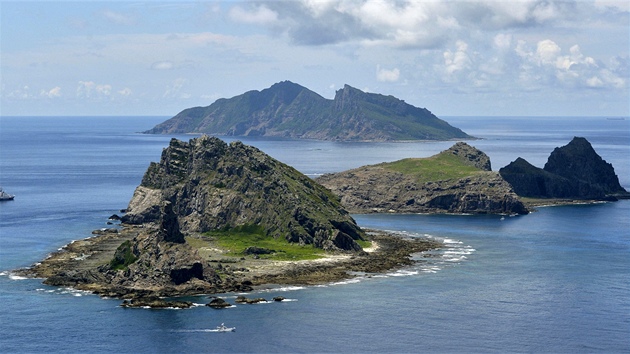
(1, 0, 628, 117)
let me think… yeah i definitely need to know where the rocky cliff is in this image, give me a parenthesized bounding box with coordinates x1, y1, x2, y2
(317, 142, 528, 215)
(28, 136, 380, 298)
(499, 137, 629, 200)
(144, 81, 472, 141)
(123, 136, 365, 251)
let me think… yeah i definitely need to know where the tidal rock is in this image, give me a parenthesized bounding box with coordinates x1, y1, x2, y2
(121, 296, 193, 309)
(235, 296, 267, 304)
(207, 298, 231, 308)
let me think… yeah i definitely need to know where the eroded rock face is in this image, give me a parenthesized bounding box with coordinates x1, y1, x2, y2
(318, 143, 528, 215)
(500, 137, 628, 200)
(123, 136, 365, 252)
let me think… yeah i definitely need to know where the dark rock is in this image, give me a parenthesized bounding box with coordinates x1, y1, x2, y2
(92, 228, 119, 235)
(500, 137, 629, 200)
(108, 214, 121, 221)
(244, 246, 275, 255)
(207, 297, 231, 308)
(170, 262, 204, 285)
(235, 295, 267, 304)
(120, 296, 193, 309)
(273, 296, 285, 302)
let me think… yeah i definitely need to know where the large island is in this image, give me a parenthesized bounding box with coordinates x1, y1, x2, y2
(144, 81, 473, 142)
(18, 136, 440, 304)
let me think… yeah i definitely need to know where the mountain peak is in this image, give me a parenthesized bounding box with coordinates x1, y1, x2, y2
(145, 81, 472, 141)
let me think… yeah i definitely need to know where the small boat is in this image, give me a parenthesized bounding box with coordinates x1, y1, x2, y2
(215, 323, 235, 332)
(0, 188, 15, 201)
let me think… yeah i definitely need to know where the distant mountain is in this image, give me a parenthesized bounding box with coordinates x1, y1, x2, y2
(145, 81, 472, 141)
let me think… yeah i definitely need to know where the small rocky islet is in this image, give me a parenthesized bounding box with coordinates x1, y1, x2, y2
(16, 135, 627, 308)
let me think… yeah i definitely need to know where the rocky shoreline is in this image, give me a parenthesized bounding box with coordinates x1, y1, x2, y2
(16, 225, 440, 306)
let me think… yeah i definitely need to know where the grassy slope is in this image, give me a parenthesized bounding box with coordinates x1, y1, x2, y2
(380, 152, 483, 183)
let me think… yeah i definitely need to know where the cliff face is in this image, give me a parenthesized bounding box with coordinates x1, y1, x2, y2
(499, 137, 628, 200)
(317, 142, 528, 215)
(123, 136, 365, 251)
(144, 81, 472, 141)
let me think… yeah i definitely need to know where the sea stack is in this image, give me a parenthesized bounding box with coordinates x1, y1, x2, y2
(499, 137, 629, 200)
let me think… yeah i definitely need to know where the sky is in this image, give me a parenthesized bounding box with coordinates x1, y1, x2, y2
(1, 0, 629, 117)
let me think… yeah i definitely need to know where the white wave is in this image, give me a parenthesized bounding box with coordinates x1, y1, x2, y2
(388, 269, 419, 277)
(330, 278, 362, 286)
(442, 238, 463, 244)
(8, 274, 27, 280)
(259, 285, 306, 292)
(0, 271, 8, 277)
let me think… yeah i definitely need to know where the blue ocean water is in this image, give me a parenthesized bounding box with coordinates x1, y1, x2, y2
(0, 116, 629, 353)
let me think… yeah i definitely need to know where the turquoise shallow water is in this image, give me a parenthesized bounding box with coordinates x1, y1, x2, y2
(1, 116, 629, 353)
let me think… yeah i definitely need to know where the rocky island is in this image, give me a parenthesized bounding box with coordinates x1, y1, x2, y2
(18, 136, 440, 304)
(500, 137, 629, 202)
(317, 142, 529, 215)
(144, 81, 472, 142)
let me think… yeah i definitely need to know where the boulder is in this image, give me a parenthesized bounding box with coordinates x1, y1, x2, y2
(207, 297, 231, 308)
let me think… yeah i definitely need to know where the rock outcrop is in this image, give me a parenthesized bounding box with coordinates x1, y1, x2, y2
(317, 142, 528, 215)
(499, 137, 629, 200)
(123, 136, 365, 251)
(144, 81, 472, 142)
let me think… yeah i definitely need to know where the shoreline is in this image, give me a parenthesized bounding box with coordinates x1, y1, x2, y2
(15, 226, 440, 304)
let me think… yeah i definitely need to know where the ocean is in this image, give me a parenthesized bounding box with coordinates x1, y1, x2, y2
(0, 116, 628, 353)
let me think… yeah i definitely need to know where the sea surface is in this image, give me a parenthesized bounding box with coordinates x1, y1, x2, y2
(0, 116, 629, 353)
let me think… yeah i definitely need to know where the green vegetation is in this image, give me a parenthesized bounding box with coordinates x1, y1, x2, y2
(382, 152, 482, 183)
(109, 240, 138, 270)
(356, 239, 372, 249)
(197, 224, 327, 261)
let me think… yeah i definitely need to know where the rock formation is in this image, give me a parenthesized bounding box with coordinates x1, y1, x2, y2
(317, 142, 528, 215)
(499, 137, 629, 200)
(144, 81, 472, 141)
(123, 136, 365, 251)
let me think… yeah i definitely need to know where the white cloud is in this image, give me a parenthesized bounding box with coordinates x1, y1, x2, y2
(76, 81, 112, 98)
(118, 88, 132, 97)
(229, 5, 278, 25)
(163, 78, 190, 99)
(40, 86, 62, 98)
(376, 65, 400, 82)
(443, 40, 472, 75)
(151, 61, 174, 70)
(536, 39, 562, 65)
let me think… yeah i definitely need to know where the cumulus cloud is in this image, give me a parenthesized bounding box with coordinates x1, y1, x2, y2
(514, 39, 626, 89)
(151, 61, 174, 70)
(229, 4, 279, 25)
(376, 65, 400, 82)
(118, 88, 132, 97)
(40, 86, 62, 98)
(425, 30, 628, 96)
(76, 81, 113, 98)
(233, 0, 586, 48)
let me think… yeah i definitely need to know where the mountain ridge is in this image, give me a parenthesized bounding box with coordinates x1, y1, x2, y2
(145, 81, 472, 141)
